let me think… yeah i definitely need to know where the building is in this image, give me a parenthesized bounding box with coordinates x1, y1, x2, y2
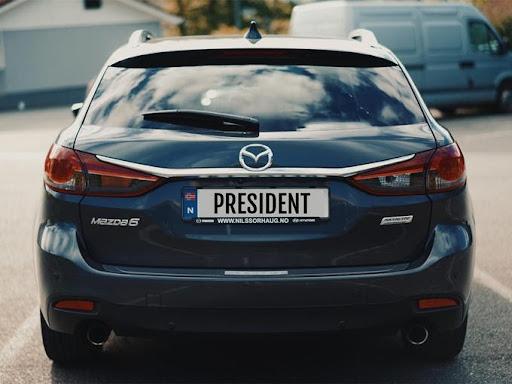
(0, 0, 182, 110)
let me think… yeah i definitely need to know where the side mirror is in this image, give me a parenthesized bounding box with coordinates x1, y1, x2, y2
(71, 102, 83, 117)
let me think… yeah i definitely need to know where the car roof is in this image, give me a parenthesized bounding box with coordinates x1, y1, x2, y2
(106, 35, 397, 67)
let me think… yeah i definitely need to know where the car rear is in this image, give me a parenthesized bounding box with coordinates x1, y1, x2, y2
(36, 35, 474, 362)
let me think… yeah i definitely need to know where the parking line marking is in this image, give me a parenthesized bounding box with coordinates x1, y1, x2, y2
(0, 307, 39, 373)
(475, 267, 512, 303)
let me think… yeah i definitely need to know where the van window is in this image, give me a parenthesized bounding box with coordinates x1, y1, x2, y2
(468, 21, 501, 55)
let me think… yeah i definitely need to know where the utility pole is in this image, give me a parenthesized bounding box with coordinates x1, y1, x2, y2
(233, 0, 242, 29)
(176, 0, 188, 35)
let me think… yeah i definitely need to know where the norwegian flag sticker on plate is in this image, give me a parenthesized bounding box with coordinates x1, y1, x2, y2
(182, 188, 198, 221)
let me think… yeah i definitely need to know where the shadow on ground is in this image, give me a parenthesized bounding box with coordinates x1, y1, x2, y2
(49, 328, 473, 383)
(46, 279, 512, 384)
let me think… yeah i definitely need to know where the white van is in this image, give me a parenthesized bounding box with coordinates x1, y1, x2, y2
(290, 0, 512, 112)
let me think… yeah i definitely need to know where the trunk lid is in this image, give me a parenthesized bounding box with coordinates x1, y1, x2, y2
(76, 123, 436, 269)
(76, 57, 435, 269)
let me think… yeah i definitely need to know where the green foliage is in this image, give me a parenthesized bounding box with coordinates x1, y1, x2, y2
(497, 17, 512, 43)
(167, 0, 293, 35)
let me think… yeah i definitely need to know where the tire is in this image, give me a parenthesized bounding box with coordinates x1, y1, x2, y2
(40, 313, 100, 364)
(497, 83, 512, 113)
(404, 316, 468, 361)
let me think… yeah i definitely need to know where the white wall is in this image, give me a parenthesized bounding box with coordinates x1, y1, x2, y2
(0, 0, 159, 31)
(2, 21, 160, 93)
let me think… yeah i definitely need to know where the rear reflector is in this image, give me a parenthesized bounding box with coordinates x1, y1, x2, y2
(418, 298, 458, 310)
(54, 300, 95, 312)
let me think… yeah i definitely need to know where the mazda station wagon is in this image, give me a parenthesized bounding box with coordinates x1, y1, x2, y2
(37, 24, 474, 363)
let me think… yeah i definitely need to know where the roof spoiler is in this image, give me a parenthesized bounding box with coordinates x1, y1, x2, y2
(128, 30, 153, 46)
(348, 29, 379, 46)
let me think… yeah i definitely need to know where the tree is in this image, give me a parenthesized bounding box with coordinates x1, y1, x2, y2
(471, 0, 512, 40)
(146, 0, 293, 36)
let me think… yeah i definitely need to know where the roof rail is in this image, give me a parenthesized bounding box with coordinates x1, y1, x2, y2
(128, 29, 153, 46)
(348, 29, 379, 46)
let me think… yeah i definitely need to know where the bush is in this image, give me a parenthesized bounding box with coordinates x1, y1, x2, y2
(497, 17, 512, 43)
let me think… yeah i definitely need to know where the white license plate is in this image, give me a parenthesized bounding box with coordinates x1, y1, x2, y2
(182, 188, 329, 224)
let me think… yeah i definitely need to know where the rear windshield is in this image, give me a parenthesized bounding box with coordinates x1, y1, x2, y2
(84, 64, 425, 131)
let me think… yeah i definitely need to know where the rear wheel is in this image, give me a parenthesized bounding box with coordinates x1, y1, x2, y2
(405, 316, 468, 361)
(40, 313, 100, 364)
(497, 82, 512, 113)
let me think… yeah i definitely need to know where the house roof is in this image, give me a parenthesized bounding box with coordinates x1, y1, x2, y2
(0, 0, 183, 30)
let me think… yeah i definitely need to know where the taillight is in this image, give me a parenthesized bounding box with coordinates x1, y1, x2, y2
(426, 143, 466, 193)
(44, 145, 86, 194)
(350, 150, 433, 195)
(350, 143, 465, 196)
(44, 144, 162, 197)
(76, 152, 162, 197)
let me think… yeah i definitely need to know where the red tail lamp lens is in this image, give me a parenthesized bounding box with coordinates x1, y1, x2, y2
(76, 152, 161, 197)
(350, 150, 433, 196)
(44, 144, 162, 197)
(44, 145, 86, 194)
(54, 300, 95, 312)
(350, 143, 466, 196)
(418, 298, 459, 310)
(426, 143, 466, 193)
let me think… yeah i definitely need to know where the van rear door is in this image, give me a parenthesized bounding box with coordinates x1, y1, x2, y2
(354, 6, 425, 90)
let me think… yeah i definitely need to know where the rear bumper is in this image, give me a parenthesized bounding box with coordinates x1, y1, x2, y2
(49, 297, 466, 336)
(36, 222, 474, 335)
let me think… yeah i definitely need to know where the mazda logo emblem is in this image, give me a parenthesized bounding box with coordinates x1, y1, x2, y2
(239, 144, 273, 172)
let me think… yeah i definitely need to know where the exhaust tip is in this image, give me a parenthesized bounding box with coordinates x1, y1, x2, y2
(405, 324, 429, 346)
(86, 323, 111, 346)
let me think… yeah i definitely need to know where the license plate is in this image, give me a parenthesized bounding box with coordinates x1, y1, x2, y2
(182, 188, 329, 224)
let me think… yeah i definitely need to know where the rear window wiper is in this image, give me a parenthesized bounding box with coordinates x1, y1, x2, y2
(142, 109, 259, 134)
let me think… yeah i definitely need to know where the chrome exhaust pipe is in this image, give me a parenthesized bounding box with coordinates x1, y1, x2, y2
(405, 324, 429, 346)
(86, 323, 111, 346)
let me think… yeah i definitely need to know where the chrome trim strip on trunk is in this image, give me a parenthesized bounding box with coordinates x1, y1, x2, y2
(224, 270, 289, 276)
(96, 153, 415, 178)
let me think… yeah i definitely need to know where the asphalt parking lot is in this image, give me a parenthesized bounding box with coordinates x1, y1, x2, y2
(0, 107, 511, 383)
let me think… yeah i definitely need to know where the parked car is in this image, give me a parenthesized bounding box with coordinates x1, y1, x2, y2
(290, 0, 512, 113)
(37, 24, 474, 364)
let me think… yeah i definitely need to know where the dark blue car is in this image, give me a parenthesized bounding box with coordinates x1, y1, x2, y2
(36, 26, 474, 363)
